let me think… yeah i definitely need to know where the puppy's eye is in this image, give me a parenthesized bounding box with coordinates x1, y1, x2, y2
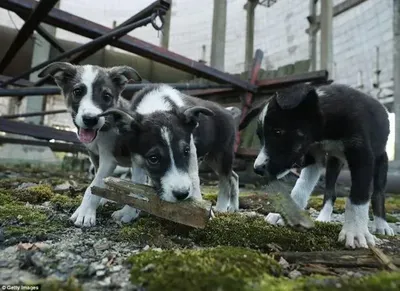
(103, 92, 113, 104)
(273, 129, 284, 136)
(72, 88, 82, 99)
(147, 155, 160, 165)
(183, 146, 190, 157)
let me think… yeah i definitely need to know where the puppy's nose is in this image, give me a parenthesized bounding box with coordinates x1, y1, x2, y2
(82, 115, 99, 127)
(254, 164, 266, 176)
(172, 190, 190, 201)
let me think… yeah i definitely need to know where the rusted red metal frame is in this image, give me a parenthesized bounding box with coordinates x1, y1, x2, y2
(0, 0, 60, 73)
(234, 49, 264, 152)
(0, 0, 256, 92)
(0, 118, 79, 143)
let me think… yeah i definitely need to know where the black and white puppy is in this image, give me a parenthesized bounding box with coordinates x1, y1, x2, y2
(240, 83, 394, 248)
(38, 62, 148, 227)
(100, 84, 240, 212)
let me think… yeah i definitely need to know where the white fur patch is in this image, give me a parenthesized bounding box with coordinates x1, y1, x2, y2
(338, 199, 375, 248)
(254, 146, 268, 169)
(75, 66, 105, 129)
(259, 102, 269, 127)
(373, 216, 395, 236)
(187, 135, 202, 200)
(159, 127, 192, 202)
(315, 88, 327, 97)
(136, 85, 185, 115)
(290, 163, 323, 209)
(112, 205, 140, 223)
(316, 199, 333, 222)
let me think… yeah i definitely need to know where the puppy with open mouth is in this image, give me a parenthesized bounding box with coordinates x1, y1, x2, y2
(39, 62, 148, 227)
(240, 83, 394, 249)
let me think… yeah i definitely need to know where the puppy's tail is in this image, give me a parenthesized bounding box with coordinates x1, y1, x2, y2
(225, 106, 242, 128)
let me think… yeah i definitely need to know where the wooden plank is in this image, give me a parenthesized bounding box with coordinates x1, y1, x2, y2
(91, 177, 213, 229)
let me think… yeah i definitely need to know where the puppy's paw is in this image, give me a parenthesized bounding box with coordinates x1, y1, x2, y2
(373, 218, 395, 236)
(265, 213, 286, 226)
(315, 212, 331, 222)
(112, 206, 140, 223)
(70, 206, 96, 227)
(214, 201, 229, 213)
(338, 225, 375, 249)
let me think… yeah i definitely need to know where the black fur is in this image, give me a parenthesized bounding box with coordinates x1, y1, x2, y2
(102, 85, 240, 209)
(252, 83, 390, 221)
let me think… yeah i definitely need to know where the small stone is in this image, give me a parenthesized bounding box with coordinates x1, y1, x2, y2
(99, 277, 111, 286)
(94, 240, 111, 252)
(288, 270, 302, 279)
(110, 265, 123, 273)
(152, 248, 162, 252)
(143, 245, 150, 251)
(0, 260, 9, 268)
(17, 215, 23, 220)
(101, 257, 109, 264)
(278, 257, 290, 269)
(96, 270, 106, 277)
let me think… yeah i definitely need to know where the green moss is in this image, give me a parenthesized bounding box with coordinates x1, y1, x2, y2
(386, 214, 399, 223)
(32, 277, 82, 291)
(255, 271, 400, 291)
(128, 246, 282, 291)
(0, 200, 68, 242)
(14, 184, 54, 204)
(50, 194, 82, 210)
(119, 214, 342, 251)
(0, 188, 15, 205)
(191, 214, 343, 252)
(118, 216, 188, 248)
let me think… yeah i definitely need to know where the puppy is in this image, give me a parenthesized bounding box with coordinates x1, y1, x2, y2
(100, 84, 240, 212)
(38, 62, 148, 227)
(240, 83, 394, 248)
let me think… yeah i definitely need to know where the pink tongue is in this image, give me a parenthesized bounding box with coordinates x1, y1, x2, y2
(78, 128, 96, 143)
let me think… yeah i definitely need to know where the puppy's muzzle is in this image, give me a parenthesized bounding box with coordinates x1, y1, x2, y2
(82, 115, 99, 128)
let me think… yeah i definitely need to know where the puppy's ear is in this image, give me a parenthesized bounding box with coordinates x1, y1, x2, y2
(108, 66, 142, 91)
(275, 84, 319, 110)
(238, 101, 267, 131)
(38, 62, 77, 87)
(179, 106, 214, 127)
(98, 108, 142, 134)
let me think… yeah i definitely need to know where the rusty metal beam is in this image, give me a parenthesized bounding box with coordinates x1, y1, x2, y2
(257, 70, 329, 90)
(0, 0, 60, 73)
(0, 136, 86, 153)
(0, 0, 256, 92)
(0, 118, 79, 143)
(0, 75, 33, 87)
(70, 0, 171, 65)
(35, 24, 66, 53)
(235, 49, 264, 152)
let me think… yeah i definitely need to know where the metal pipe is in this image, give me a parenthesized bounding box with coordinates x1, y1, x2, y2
(0, 0, 256, 92)
(0, 83, 235, 97)
(0, 0, 60, 73)
(70, 0, 170, 65)
(1, 109, 67, 119)
(0, 14, 160, 88)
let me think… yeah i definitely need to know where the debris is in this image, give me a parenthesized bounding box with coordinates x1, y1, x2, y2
(263, 180, 314, 229)
(288, 270, 302, 279)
